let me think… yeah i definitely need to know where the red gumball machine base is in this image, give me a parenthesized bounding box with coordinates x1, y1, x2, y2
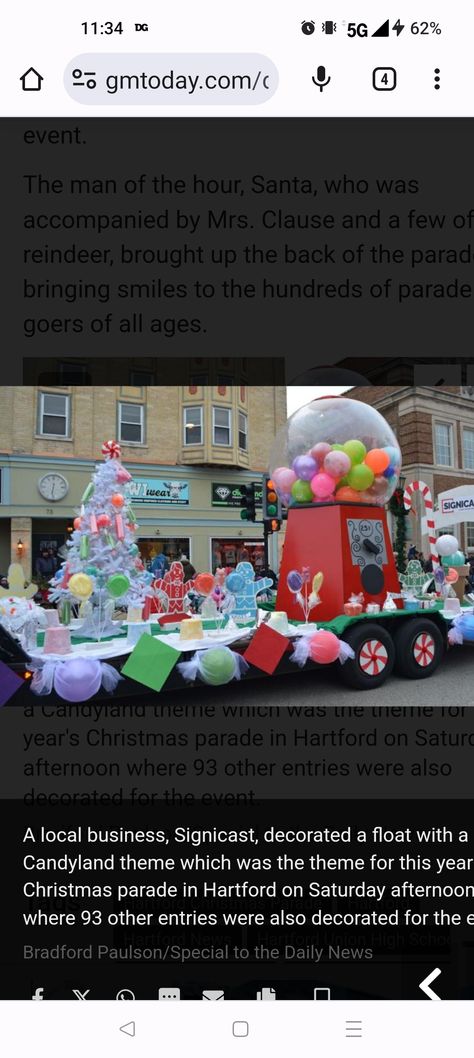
(276, 502, 401, 623)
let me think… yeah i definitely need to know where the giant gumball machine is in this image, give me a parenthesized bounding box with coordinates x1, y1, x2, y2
(271, 396, 403, 622)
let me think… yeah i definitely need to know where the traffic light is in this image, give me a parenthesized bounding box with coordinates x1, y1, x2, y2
(262, 476, 281, 533)
(263, 476, 281, 520)
(240, 483, 256, 522)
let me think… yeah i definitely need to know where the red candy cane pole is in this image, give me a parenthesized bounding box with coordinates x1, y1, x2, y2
(403, 480, 439, 569)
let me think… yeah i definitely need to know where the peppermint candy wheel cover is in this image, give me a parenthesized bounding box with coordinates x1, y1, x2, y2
(102, 439, 122, 460)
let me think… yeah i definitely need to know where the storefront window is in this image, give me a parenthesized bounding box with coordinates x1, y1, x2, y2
(467, 523, 474, 549)
(138, 538, 191, 571)
(211, 538, 264, 573)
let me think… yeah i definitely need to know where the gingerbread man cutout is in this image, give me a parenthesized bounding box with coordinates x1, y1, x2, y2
(232, 561, 273, 621)
(154, 561, 196, 614)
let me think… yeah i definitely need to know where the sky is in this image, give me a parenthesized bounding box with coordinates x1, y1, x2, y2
(286, 386, 351, 416)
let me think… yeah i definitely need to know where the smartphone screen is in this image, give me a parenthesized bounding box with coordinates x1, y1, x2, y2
(1, 1, 473, 1053)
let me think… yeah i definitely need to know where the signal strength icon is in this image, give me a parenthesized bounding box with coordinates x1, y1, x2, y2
(372, 19, 390, 37)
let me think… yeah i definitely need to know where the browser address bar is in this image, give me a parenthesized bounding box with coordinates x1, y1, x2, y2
(65, 54, 278, 104)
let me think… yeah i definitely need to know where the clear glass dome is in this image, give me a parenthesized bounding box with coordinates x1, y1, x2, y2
(269, 396, 401, 507)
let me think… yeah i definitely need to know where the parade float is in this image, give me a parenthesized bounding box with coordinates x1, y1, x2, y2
(1, 396, 473, 706)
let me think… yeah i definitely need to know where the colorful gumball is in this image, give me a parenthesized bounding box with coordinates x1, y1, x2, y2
(287, 570, 303, 592)
(97, 513, 111, 528)
(194, 572, 215, 596)
(73, 516, 82, 531)
(372, 475, 389, 498)
(347, 463, 375, 491)
(384, 445, 400, 465)
(335, 485, 363, 503)
(364, 448, 390, 475)
(310, 471, 336, 500)
(291, 479, 314, 503)
(111, 493, 125, 508)
(383, 465, 396, 479)
(292, 454, 318, 481)
(272, 467, 297, 494)
(331, 444, 345, 452)
(342, 439, 367, 465)
(310, 442, 332, 464)
(323, 450, 351, 480)
(309, 629, 341, 665)
(116, 466, 132, 484)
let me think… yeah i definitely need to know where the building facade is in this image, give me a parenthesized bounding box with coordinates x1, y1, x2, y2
(0, 385, 286, 582)
(350, 385, 474, 555)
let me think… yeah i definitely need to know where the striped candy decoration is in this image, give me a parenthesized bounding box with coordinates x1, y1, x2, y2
(101, 439, 121, 460)
(403, 480, 439, 569)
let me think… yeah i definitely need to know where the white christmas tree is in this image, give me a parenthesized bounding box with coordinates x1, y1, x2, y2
(49, 440, 151, 637)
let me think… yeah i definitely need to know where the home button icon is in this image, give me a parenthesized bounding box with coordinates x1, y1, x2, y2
(20, 68, 44, 91)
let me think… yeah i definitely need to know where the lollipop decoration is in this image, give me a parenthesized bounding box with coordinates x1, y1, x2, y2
(287, 568, 324, 622)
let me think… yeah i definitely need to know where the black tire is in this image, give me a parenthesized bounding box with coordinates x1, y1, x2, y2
(339, 622, 395, 690)
(393, 617, 444, 679)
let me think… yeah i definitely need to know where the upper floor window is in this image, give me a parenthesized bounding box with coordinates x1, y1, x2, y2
(238, 411, 248, 451)
(463, 428, 474, 470)
(38, 392, 70, 437)
(129, 370, 155, 387)
(466, 522, 474, 548)
(118, 402, 145, 444)
(183, 406, 203, 445)
(434, 422, 453, 466)
(213, 406, 232, 446)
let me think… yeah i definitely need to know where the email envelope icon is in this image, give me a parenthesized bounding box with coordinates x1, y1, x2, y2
(202, 990, 225, 1001)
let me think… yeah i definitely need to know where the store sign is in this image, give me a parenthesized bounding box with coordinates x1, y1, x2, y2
(421, 485, 474, 531)
(212, 482, 263, 507)
(130, 478, 190, 505)
(441, 491, 474, 516)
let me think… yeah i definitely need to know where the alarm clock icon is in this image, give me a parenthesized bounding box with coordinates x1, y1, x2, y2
(301, 20, 316, 35)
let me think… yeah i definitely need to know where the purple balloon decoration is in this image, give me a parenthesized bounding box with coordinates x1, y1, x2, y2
(287, 570, 303, 592)
(54, 658, 103, 702)
(291, 454, 318, 481)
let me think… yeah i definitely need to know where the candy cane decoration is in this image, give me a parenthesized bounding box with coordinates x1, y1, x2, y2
(403, 480, 439, 569)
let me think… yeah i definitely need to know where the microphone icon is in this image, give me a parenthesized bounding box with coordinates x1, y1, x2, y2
(312, 66, 331, 91)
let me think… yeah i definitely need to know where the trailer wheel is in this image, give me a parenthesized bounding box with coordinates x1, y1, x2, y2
(339, 623, 395, 690)
(394, 618, 444, 679)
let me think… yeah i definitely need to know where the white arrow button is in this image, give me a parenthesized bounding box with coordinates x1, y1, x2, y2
(419, 968, 442, 1000)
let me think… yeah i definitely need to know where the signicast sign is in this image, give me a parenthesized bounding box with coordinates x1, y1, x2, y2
(441, 493, 474, 515)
